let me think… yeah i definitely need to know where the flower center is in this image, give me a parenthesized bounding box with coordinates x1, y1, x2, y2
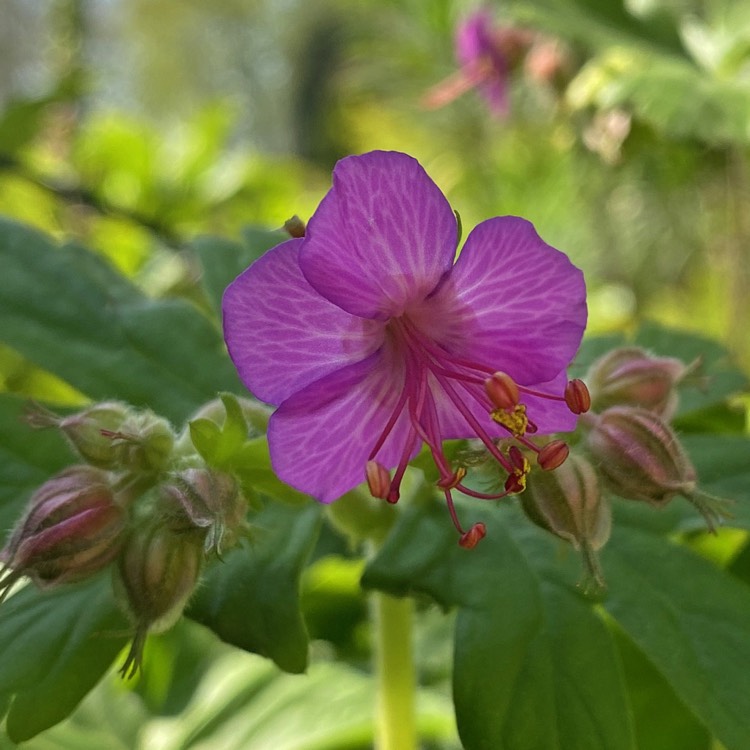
(365, 313, 588, 547)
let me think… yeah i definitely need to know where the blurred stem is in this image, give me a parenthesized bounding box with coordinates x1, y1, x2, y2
(372, 591, 417, 750)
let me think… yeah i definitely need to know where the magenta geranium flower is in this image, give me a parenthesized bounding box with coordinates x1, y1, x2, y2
(424, 10, 533, 117)
(223, 151, 587, 546)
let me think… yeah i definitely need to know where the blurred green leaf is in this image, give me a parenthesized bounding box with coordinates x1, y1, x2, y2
(0, 576, 128, 743)
(186, 501, 322, 673)
(363, 502, 636, 750)
(0, 394, 72, 544)
(613, 628, 710, 750)
(0, 219, 242, 424)
(602, 527, 750, 750)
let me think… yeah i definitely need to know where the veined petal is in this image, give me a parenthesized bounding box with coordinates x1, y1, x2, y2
(428, 216, 586, 385)
(268, 348, 417, 503)
(222, 239, 383, 405)
(299, 151, 458, 320)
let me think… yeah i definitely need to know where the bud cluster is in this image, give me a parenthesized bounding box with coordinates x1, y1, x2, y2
(5, 397, 256, 676)
(463, 345, 726, 592)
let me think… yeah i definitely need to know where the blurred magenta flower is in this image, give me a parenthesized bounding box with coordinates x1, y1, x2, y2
(223, 151, 587, 544)
(424, 9, 534, 117)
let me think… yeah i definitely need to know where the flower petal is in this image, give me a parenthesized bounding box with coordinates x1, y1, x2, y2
(299, 151, 458, 320)
(268, 347, 417, 503)
(428, 216, 587, 385)
(222, 238, 383, 405)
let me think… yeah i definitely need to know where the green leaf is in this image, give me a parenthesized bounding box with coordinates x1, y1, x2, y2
(363, 502, 636, 750)
(613, 628, 710, 750)
(0, 575, 128, 743)
(0, 394, 73, 544)
(186, 501, 322, 673)
(603, 528, 750, 750)
(188, 417, 223, 463)
(233, 436, 309, 505)
(0, 219, 241, 424)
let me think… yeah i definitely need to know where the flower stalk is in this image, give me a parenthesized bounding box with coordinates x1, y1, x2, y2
(372, 591, 417, 750)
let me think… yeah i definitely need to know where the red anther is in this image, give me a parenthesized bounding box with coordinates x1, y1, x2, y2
(458, 522, 486, 549)
(386, 487, 400, 504)
(565, 379, 591, 414)
(485, 372, 519, 410)
(538, 440, 570, 471)
(508, 445, 526, 471)
(504, 472, 527, 494)
(437, 467, 467, 490)
(365, 460, 391, 500)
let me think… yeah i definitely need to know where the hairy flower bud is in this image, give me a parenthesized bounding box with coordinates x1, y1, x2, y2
(522, 454, 610, 590)
(160, 468, 246, 554)
(585, 406, 696, 505)
(585, 347, 698, 419)
(26, 401, 131, 469)
(101, 410, 175, 474)
(116, 520, 205, 677)
(0, 466, 126, 599)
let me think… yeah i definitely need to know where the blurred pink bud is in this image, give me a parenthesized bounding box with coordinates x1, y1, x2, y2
(0, 466, 126, 599)
(585, 346, 698, 419)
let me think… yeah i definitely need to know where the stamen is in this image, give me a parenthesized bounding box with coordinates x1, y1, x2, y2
(458, 522, 487, 549)
(485, 372, 519, 410)
(538, 440, 569, 470)
(365, 460, 391, 500)
(565, 379, 591, 414)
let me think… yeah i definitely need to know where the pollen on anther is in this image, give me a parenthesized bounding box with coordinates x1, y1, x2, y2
(438, 467, 467, 490)
(491, 404, 529, 436)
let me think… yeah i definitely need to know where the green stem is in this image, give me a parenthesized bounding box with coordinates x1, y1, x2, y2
(372, 591, 417, 750)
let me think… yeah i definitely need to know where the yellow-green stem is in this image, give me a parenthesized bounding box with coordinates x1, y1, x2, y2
(372, 591, 417, 750)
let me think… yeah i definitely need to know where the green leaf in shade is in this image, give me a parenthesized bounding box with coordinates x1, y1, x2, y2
(602, 528, 750, 750)
(0, 219, 242, 424)
(612, 628, 710, 750)
(186, 501, 322, 673)
(0, 394, 73, 544)
(0, 575, 128, 743)
(362, 502, 636, 750)
(190, 229, 283, 316)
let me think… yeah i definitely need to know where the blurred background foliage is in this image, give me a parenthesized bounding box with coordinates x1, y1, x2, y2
(1, 0, 749, 748)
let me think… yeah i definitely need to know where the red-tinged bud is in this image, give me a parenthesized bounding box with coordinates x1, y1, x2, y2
(564, 379, 591, 414)
(585, 406, 695, 505)
(0, 467, 126, 599)
(586, 406, 731, 532)
(459, 522, 486, 549)
(522, 454, 610, 591)
(538, 440, 569, 471)
(366, 460, 391, 500)
(485, 372, 519, 410)
(26, 401, 131, 469)
(115, 520, 205, 677)
(585, 347, 698, 419)
(284, 215, 306, 238)
(160, 468, 246, 555)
